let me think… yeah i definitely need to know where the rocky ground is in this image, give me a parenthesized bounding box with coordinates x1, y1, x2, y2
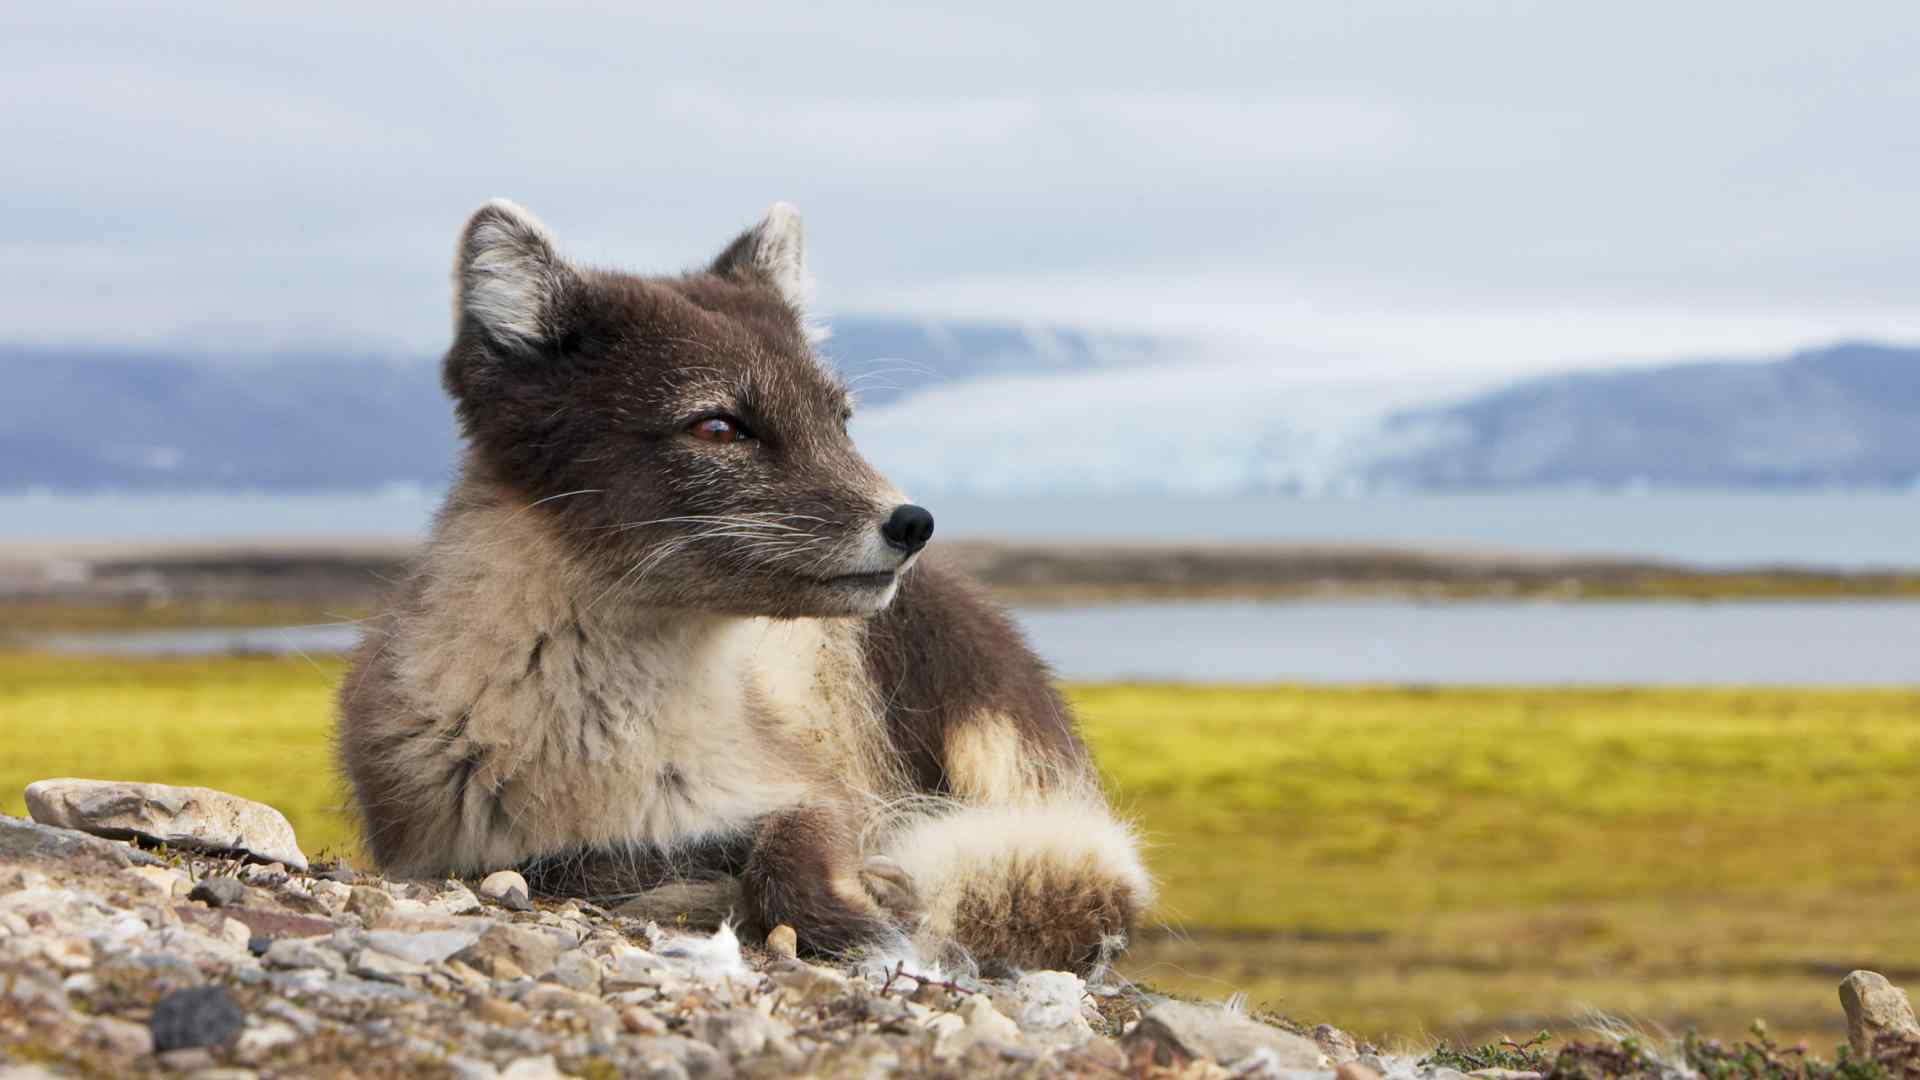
(4, 779, 1919, 1080)
(0, 781, 1377, 1079)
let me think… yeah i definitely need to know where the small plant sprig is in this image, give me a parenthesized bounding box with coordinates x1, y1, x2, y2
(1423, 1030, 1557, 1073)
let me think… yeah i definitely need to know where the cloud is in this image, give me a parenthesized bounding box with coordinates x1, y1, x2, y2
(1, 1, 1915, 372)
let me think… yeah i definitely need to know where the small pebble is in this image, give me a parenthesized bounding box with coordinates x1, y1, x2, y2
(622, 1005, 668, 1035)
(765, 924, 798, 960)
(479, 869, 533, 912)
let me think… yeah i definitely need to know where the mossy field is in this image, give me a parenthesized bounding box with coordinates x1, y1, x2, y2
(3, 652, 1917, 1047)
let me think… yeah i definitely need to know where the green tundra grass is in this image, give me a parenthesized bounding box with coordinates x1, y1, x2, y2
(3, 652, 1916, 1047)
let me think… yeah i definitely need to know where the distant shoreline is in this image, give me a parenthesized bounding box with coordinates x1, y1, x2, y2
(4, 538, 1918, 635)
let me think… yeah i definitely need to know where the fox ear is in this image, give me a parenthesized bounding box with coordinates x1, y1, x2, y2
(453, 199, 574, 351)
(710, 202, 810, 310)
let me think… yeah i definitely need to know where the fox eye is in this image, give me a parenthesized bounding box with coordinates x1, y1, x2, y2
(688, 416, 752, 444)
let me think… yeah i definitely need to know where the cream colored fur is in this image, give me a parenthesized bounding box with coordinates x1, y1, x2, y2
(881, 800, 1155, 935)
(365, 481, 892, 878)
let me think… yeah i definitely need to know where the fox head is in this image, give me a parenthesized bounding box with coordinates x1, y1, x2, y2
(441, 199, 932, 618)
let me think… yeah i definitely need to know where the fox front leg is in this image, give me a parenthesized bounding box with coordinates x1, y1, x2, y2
(740, 801, 915, 958)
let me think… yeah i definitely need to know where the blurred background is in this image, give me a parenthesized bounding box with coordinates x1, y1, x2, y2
(4, 0, 1918, 1048)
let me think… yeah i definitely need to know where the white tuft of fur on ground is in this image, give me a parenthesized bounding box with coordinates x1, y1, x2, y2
(646, 920, 748, 983)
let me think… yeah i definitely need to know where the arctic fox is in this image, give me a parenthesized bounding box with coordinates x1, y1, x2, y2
(336, 200, 1152, 973)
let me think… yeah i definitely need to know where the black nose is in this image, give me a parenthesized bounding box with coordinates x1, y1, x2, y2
(880, 504, 935, 554)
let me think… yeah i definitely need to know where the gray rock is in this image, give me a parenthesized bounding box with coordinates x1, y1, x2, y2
(239, 862, 291, 888)
(0, 814, 157, 868)
(364, 927, 484, 965)
(448, 1057, 502, 1080)
(449, 1053, 503, 1076)
(1123, 1000, 1327, 1071)
(25, 780, 307, 870)
(345, 885, 395, 922)
(189, 876, 248, 908)
(630, 1036, 728, 1079)
(83, 1015, 155, 1058)
(768, 961, 848, 1005)
(548, 949, 602, 994)
(261, 937, 347, 975)
(1316, 1023, 1361, 1063)
(258, 998, 320, 1037)
(309, 879, 353, 912)
(936, 995, 1023, 1059)
(456, 923, 568, 979)
(1840, 969, 1920, 1056)
(604, 948, 671, 992)
(149, 985, 245, 1052)
(622, 1005, 670, 1035)
(520, 984, 619, 1032)
(429, 883, 483, 916)
(352, 948, 430, 983)
(153, 1048, 217, 1071)
(692, 1008, 795, 1060)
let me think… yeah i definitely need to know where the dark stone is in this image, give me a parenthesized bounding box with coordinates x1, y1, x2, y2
(149, 986, 245, 1052)
(248, 936, 272, 957)
(188, 876, 247, 908)
(0, 814, 158, 869)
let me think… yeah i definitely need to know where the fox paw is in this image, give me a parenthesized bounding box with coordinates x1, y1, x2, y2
(859, 855, 922, 922)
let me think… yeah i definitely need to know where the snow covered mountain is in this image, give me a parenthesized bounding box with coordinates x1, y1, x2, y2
(5, 330, 1917, 495)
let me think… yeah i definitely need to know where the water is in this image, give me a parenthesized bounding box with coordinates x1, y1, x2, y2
(4, 489, 1919, 567)
(1017, 600, 1920, 685)
(40, 600, 1920, 685)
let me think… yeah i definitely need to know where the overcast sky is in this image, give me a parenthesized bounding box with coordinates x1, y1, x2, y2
(5, 1, 1917, 379)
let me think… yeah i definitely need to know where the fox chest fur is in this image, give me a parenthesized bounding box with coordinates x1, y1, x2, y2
(351, 496, 896, 878)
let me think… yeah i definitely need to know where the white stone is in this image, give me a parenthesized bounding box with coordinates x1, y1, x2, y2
(1124, 1000, 1328, 1070)
(429, 883, 482, 916)
(235, 1021, 300, 1063)
(43, 936, 92, 972)
(309, 880, 353, 912)
(448, 1057, 501, 1080)
(499, 1057, 565, 1080)
(936, 995, 1023, 1058)
(1007, 970, 1096, 1044)
(478, 869, 531, 906)
(25, 779, 307, 870)
(124, 865, 191, 898)
(218, 918, 253, 950)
